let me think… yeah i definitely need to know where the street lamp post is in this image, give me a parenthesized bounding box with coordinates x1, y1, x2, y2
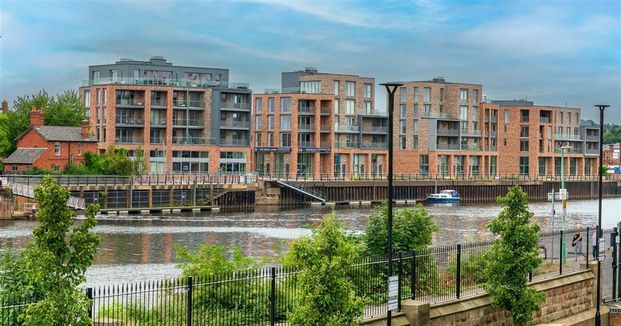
(560, 145, 572, 264)
(595, 104, 609, 326)
(381, 82, 403, 326)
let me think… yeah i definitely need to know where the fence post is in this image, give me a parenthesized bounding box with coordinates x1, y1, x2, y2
(559, 230, 563, 275)
(612, 227, 618, 300)
(86, 287, 93, 319)
(618, 222, 621, 300)
(187, 276, 193, 326)
(411, 250, 416, 300)
(586, 226, 590, 263)
(456, 244, 461, 299)
(398, 252, 403, 311)
(528, 271, 533, 282)
(270, 267, 276, 326)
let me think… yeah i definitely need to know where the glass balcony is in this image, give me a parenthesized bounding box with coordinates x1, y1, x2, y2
(299, 124, 315, 132)
(298, 140, 315, 148)
(172, 137, 208, 145)
(220, 120, 250, 129)
(462, 144, 482, 151)
(585, 135, 599, 142)
(220, 139, 249, 146)
(437, 128, 460, 136)
(555, 133, 583, 141)
(298, 105, 315, 114)
(173, 119, 204, 127)
(437, 143, 460, 150)
(336, 125, 359, 132)
(86, 77, 249, 89)
(335, 141, 359, 148)
(360, 142, 388, 149)
(221, 102, 251, 111)
(115, 136, 143, 144)
(173, 100, 203, 108)
(361, 126, 388, 133)
(461, 129, 482, 137)
(115, 116, 144, 127)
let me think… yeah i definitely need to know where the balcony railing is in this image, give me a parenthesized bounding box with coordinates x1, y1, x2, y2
(173, 100, 203, 108)
(461, 129, 482, 137)
(220, 139, 249, 146)
(220, 120, 250, 129)
(150, 119, 166, 127)
(116, 99, 144, 107)
(86, 77, 249, 90)
(360, 142, 388, 149)
(437, 128, 460, 136)
(172, 137, 208, 145)
(585, 148, 600, 155)
(298, 124, 315, 132)
(336, 125, 360, 132)
(436, 143, 460, 150)
(115, 117, 144, 126)
(150, 138, 164, 144)
(221, 102, 251, 110)
(361, 111, 388, 117)
(361, 126, 388, 133)
(298, 106, 315, 114)
(173, 119, 204, 127)
(335, 141, 359, 148)
(554, 147, 585, 154)
(151, 100, 167, 107)
(115, 136, 143, 144)
(462, 144, 482, 151)
(555, 133, 583, 141)
(585, 135, 599, 142)
(320, 125, 331, 132)
(298, 140, 316, 148)
(320, 107, 332, 115)
(422, 111, 448, 118)
(539, 116, 551, 124)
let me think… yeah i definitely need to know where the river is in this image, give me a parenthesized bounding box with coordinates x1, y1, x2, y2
(0, 198, 619, 287)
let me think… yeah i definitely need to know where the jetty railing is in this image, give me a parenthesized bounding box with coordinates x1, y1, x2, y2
(0, 228, 602, 325)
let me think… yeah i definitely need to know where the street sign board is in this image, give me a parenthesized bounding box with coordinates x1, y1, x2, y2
(559, 189, 568, 200)
(387, 276, 399, 311)
(547, 192, 560, 201)
(599, 238, 606, 254)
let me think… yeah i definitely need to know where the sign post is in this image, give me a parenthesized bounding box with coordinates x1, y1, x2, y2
(387, 276, 399, 312)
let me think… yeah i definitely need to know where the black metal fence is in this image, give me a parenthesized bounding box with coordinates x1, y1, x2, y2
(0, 228, 599, 325)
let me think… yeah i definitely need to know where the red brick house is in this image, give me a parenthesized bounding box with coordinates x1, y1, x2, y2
(3, 108, 98, 172)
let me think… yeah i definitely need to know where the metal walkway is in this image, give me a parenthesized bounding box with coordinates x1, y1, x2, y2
(7, 182, 86, 210)
(275, 180, 326, 202)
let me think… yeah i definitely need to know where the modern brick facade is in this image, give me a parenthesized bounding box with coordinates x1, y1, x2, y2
(603, 143, 620, 167)
(253, 68, 387, 177)
(79, 57, 252, 174)
(3, 108, 98, 172)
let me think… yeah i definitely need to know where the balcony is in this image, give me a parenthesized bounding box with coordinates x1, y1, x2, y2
(461, 129, 482, 137)
(462, 144, 482, 151)
(116, 99, 144, 108)
(555, 133, 583, 141)
(220, 138, 249, 146)
(437, 143, 460, 150)
(172, 137, 208, 145)
(298, 105, 315, 114)
(86, 77, 249, 89)
(360, 142, 388, 149)
(150, 119, 166, 127)
(220, 120, 250, 129)
(298, 124, 315, 132)
(585, 135, 599, 142)
(539, 116, 551, 124)
(320, 125, 331, 133)
(360, 111, 388, 118)
(173, 100, 203, 108)
(320, 107, 332, 115)
(298, 140, 316, 148)
(173, 119, 204, 128)
(320, 141, 332, 148)
(585, 148, 599, 155)
(221, 102, 251, 111)
(437, 128, 459, 136)
(554, 147, 585, 154)
(422, 111, 448, 119)
(150, 138, 164, 144)
(361, 126, 388, 134)
(335, 141, 359, 148)
(115, 117, 144, 127)
(336, 125, 360, 133)
(115, 136, 143, 144)
(151, 100, 167, 108)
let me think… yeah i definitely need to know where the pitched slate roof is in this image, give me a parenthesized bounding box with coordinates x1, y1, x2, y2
(3, 148, 46, 164)
(34, 126, 97, 142)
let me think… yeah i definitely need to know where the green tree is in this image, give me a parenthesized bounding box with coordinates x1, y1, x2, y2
(364, 203, 438, 256)
(483, 185, 544, 326)
(604, 124, 621, 144)
(0, 114, 12, 158)
(6, 90, 86, 156)
(283, 213, 364, 326)
(0, 177, 101, 325)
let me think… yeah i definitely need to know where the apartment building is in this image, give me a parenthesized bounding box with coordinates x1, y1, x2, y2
(604, 143, 620, 167)
(79, 57, 252, 174)
(390, 77, 487, 176)
(253, 67, 387, 177)
(481, 100, 600, 176)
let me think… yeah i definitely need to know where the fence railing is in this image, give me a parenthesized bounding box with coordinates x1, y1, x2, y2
(0, 228, 600, 325)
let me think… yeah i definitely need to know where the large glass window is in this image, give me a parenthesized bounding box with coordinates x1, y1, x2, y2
(268, 115, 274, 130)
(268, 97, 275, 113)
(280, 97, 291, 113)
(419, 155, 429, 176)
(413, 87, 419, 101)
(346, 100, 355, 115)
(333, 80, 340, 96)
(470, 156, 480, 176)
(519, 157, 529, 176)
(364, 84, 372, 98)
(460, 89, 468, 101)
(300, 81, 321, 94)
(399, 87, 407, 103)
(280, 115, 291, 130)
(423, 87, 431, 102)
(460, 106, 468, 120)
(255, 116, 263, 129)
(280, 133, 291, 147)
(255, 98, 263, 114)
(438, 155, 449, 176)
(346, 81, 356, 97)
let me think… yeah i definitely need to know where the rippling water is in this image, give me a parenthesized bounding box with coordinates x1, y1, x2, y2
(0, 198, 619, 286)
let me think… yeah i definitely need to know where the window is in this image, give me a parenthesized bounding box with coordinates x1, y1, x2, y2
(268, 115, 274, 130)
(92, 70, 100, 81)
(424, 104, 431, 117)
(268, 97, 275, 113)
(255, 98, 263, 114)
(558, 112, 564, 124)
(334, 99, 340, 114)
(400, 136, 406, 149)
(110, 69, 118, 82)
(364, 84, 372, 98)
(460, 106, 468, 120)
(414, 87, 419, 101)
(53, 165, 61, 172)
(11, 165, 17, 171)
(504, 110, 509, 123)
(413, 104, 419, 118)
(133, 69, 140, 80)
(280, 133, 291, 147)
(423, 87, 431, 102)
(519, 157, 529, 176)
(346, 100, 355, 115)
(568, 112, 572, 125)
(102, 89, 107, 106)
(539, 157, 546, 176)
(364, 101, 372, 113)
(412, 135, 418, 149)
(400, 120, 407, 134)
(268, 133, 274, 146)
(255, 132, 262, 147)
(54, 142, 61, 156)
(78, 144, 82, 156)
(490, 156, 497, 176)
(280, 115, 291, 130)
(399, 87, 407, 103)
(460, 89, 468, 101)
(84, 91, 91, 108)
(520, 140, 529, 151)
(439, 88, 444, 102)
(280, 97, 291, 113)
(419, 155, 429, 176)
(333, 80, 340, 96)
(520, 126, 529, 138)
(399, 104, 407, 119)
(346, 81, 356, 97)
(255, 116, 263, 129)
(473, 89, 479, 103)
(300, 81, 321, 94)
(413, 120, 418, 133)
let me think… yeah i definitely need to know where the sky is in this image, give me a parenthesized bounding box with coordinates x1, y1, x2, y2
(0, 0, 620, 123)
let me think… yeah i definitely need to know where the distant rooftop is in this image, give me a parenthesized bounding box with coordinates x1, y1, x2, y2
(393, 77, 482, 86)
(283, 67, 374, 79)
(491, 99, 534, 107)
(89, 56, 227, 71)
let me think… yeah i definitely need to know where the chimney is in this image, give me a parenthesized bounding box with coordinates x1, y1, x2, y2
(81, 120, 90, 139)
(1, 100, 7, 114)
(30, 107, 44, 127)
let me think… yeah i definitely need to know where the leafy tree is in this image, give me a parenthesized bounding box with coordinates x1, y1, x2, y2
(174, 244, 257, 277)
(364, 203, 438, 256)
(483, 185, 544, 326)
(64, 146, 134, 175)
(0, 114, 12, 158)
(604, 124, 621, 144)
(0, 176, 101, 325)
(283, 213, 364, 326)
(132, 146, 146, 175)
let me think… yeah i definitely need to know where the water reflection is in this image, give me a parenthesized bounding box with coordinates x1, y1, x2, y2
(0, 198, 619, 284)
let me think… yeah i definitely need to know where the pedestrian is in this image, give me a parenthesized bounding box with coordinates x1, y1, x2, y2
(592, 229, 598, 259)
(572, 224, 583, 261)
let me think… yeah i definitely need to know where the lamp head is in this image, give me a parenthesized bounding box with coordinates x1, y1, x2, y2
(381, 82, 405, 94)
